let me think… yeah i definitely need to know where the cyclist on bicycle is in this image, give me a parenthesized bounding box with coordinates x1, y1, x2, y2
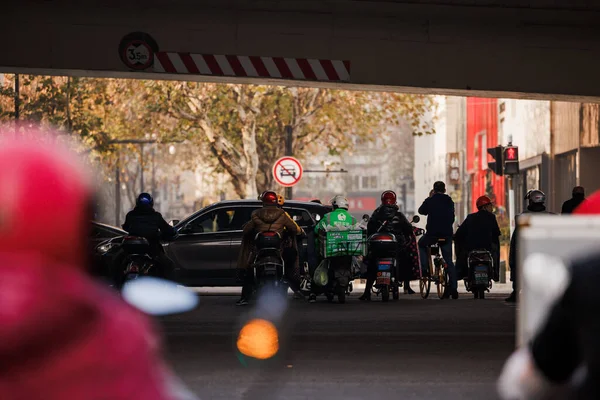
(418, 181, 457, 299)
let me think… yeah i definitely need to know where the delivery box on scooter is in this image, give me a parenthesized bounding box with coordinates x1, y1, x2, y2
(318, 228, 367, 258)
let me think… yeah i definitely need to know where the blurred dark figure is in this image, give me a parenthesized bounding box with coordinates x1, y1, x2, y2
(507, 189, 554, 303)
(122, 192, 177, 281)
(0, 131, 179, 400)
(359, 190, 416, 300)
(498, 229, 600, 400)
(561, 186, 585, 214)
(454, 196, 501, 280)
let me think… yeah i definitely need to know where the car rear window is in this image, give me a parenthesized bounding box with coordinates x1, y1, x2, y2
(284, 208, 315, 227)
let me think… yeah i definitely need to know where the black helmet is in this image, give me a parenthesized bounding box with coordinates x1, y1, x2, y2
(137, 192, 154, 208)
(433, 181, 446, 193)
(526, 189, 545, 205)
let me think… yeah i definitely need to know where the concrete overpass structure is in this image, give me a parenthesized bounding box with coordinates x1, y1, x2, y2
(2, 1, 600, 100)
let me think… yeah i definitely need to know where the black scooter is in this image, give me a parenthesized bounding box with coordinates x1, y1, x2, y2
(253, 231, 287, 292)
(121, 236, 155, 287)
(464, 249, 494, 299)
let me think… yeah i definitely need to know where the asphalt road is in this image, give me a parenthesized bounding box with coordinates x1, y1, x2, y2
(159, 292, 516, 400)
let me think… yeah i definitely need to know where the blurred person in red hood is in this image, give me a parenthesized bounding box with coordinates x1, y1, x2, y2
(0, 129, 186, 400)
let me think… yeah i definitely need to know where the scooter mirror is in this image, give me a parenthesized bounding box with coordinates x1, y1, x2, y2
(362, 214, 370, 221)
(122, 277, 198, 316)
(412, 215, 421, 223)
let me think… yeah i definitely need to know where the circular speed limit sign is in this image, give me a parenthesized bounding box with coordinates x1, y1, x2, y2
(118, 32, 158, 71)
(272, 157, 303, 187)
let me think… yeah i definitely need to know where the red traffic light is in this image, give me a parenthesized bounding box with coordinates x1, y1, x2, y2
(505, 147, 518, 161)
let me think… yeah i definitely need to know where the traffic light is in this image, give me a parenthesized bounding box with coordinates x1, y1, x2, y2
(487, 146, 504, 176)
(503, 145, 519, 175)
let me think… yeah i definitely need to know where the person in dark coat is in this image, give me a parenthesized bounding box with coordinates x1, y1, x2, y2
(454, 195, 501, 281)
(561, 186, 585, 214)
(122, 192, 177, 282)
(506, 189, 554, 303)
(359, 190, 417, 300)
(418, 181, 457, 299)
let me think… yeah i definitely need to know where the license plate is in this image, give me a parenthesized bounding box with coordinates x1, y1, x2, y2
(377, 271, 391, 285)
(474, 272, 488, 285)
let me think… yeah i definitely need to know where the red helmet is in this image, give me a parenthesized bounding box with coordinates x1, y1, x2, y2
(0, 129, 93, 267)
(574, 190, 600, 214)
(476, 195, 492, 210)
(381, 190, 397, 206)
(259, 190, 278, 206)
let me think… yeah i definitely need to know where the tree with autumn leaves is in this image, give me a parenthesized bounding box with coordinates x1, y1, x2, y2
(0, 75, 435, 200)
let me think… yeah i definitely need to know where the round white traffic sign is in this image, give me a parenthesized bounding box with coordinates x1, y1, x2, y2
(273, 157, 303, 187)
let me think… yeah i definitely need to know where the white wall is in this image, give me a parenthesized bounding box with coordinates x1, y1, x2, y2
(498, 99, 551, 159)
(414, 96, 447, 227)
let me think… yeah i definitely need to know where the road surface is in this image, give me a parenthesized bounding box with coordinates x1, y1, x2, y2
(159, 291, 516, 400)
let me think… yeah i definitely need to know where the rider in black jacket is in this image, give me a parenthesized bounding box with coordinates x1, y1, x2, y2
(359, 190, 414, 301)
(506, 189, 554, 302)
(122, 193, 177, 280)
(454, 195, 501, 280)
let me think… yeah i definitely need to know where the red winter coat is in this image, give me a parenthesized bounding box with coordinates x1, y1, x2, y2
(0, 253, 173, 400)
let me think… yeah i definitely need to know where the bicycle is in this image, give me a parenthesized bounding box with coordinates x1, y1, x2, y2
(418, 236, 449, 299)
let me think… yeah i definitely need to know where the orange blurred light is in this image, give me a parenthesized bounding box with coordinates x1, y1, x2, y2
(236, 318, 279, 360)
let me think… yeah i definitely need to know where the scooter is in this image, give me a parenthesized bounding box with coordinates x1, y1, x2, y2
(464, 249, 494, 299)
(323, 256, 354, 304)
(368, 220, 400, 302)
(120, 236, 155, 287)
(252, 231, 286, 292)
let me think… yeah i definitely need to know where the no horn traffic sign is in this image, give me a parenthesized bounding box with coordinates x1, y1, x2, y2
(273, 157, 303, 187)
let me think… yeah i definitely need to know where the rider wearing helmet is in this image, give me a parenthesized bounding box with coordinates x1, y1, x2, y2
(310, 195, 357, 303)
(454, 195, 501, 281)
(0, 130, 180, 400)
(506, 189, 554, 303)
(360, 190, 416, 300)
(417, 181, 458, 299)
(236, 190, 304, 305)
(122, 192, 177, 282)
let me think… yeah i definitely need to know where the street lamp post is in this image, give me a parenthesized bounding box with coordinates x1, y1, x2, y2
(284, 125, 293, 200)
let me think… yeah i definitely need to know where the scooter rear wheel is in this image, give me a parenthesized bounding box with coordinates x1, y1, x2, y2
(337, 286, 346, 304)
(381, 286, 390, 302)
(478, 288, 485, 299)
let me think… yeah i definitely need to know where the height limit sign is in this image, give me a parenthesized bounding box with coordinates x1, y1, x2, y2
(273, 157, 303, 187)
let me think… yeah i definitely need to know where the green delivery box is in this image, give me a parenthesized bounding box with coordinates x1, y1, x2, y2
(318, 229, 367, 258)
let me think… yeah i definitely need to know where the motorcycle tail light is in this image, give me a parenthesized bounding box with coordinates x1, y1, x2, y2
(262, 232, 277, 237)
(128, 264, 140, 273)
(376, 234, 394, 241)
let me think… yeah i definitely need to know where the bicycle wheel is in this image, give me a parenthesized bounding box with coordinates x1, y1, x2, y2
(436, 259, 448, 299)
(420, 248, 432, 299)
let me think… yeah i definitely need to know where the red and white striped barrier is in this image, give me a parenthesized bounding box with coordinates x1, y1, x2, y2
(153, 52, 351, 82)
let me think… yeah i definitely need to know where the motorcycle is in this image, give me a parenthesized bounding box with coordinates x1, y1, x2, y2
(464, 249, 494, 299)
(253, 231, 286, 291)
